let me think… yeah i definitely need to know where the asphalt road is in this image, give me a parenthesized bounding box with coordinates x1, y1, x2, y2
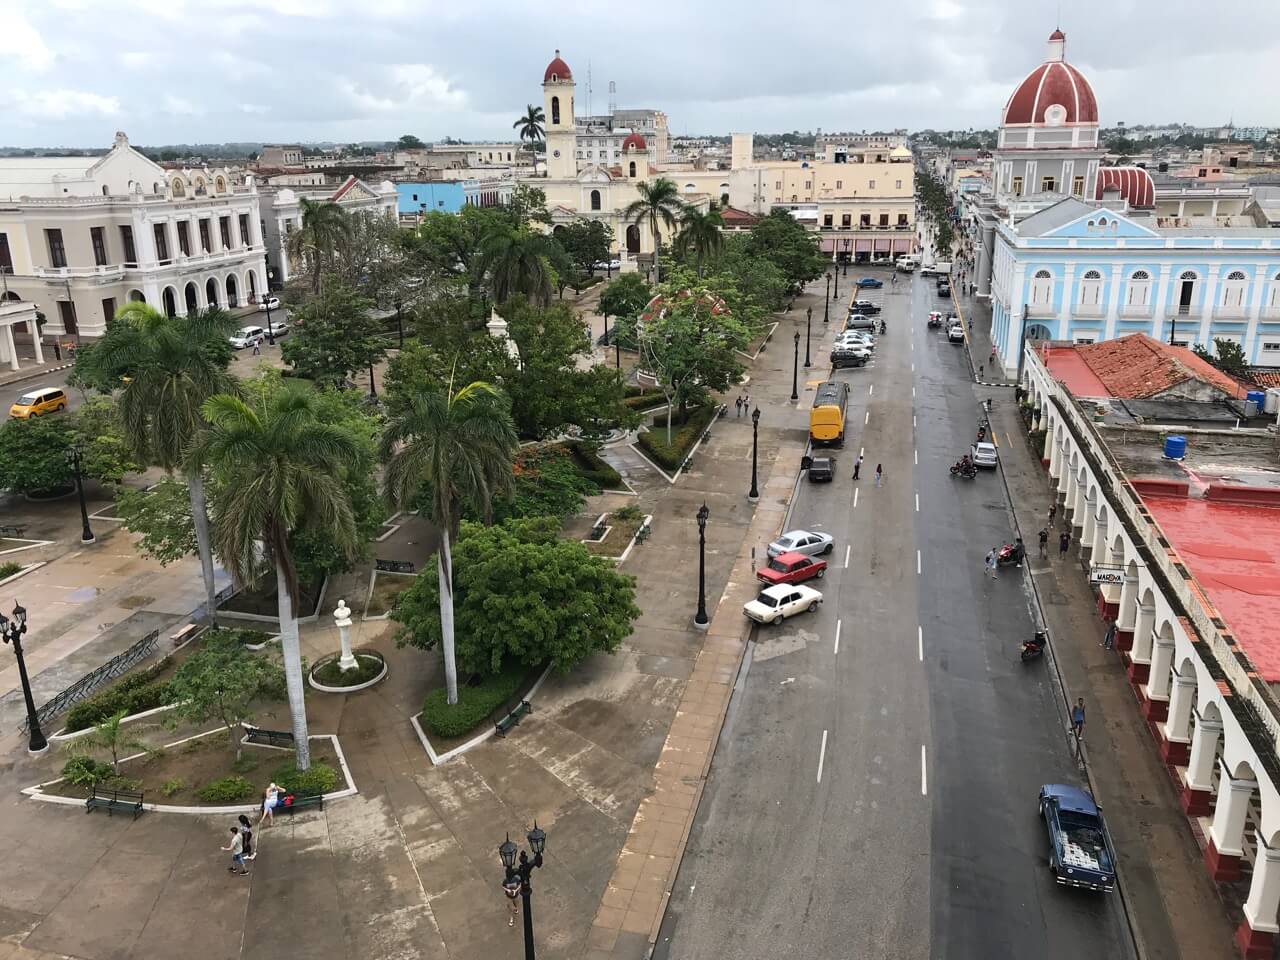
(653, 268, 1133, 959)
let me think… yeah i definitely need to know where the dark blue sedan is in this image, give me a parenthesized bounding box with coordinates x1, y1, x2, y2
(1039, 783, 1116, 892)
(855, 277, 884, 288)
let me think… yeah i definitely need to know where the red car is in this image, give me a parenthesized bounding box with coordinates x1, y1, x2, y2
(757, 551, 827, 586)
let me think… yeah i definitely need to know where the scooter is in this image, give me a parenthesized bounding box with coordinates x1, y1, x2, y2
(976, 426, 987, 443)
(1020, 630, 1047, 662)
(950, 461, 977, 479)
(996, 540, 1025, 567)
(879, 320, 888, 334)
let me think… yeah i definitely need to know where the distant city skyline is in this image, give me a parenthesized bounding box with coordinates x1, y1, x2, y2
(1, 0, 1278, 149)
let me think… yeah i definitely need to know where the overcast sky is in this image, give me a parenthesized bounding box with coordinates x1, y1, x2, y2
(2, 0, 1278, 149)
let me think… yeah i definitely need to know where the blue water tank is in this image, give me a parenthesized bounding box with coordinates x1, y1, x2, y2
(1164, 435, 1187, 460)
(1247, 390, 1266, 408)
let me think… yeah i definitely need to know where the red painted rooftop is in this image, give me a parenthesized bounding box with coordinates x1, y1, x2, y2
(1043, 335, 1247, 400)
(1042, 344, 1110, 397)
(1143, 495, 1280, 681)
(1096, 166, 1155, 209)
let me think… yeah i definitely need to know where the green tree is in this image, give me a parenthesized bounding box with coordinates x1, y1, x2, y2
(392, 518, 639, 675)
(65, 710, 148, 774)
(479, 225, 553, 306)
(280, 284, 386, 391)
(558, 220, 613, 277)
(744, 209, 827, 289)
(1194, 338, 1251, 379)
(380, 381, 518, 705)
(168, 634, 286, 760)
(192, 385, 363, 771)
(512, 105, 545, 157)
(598, 272, 653, 340)
(114, 476, 197, 565)
(623, 177, 684, 282)
(0, 396, 138, 494)
(675, 206, 725, 276)
(79, 303, 237, 622)
(397, 134, 426, 150)
(406, 206, 507, 301)
(287, 198, 353, 294)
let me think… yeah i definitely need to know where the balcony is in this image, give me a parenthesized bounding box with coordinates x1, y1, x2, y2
(1073, 303, 1105, 318)
(33, 263, 126, 283)
(1174, 304, 1203, 319)
(1120, 303, 1154, 319)
(1026, 304, 1056, 319)
(1213, 304, 1249, 321)
(1262, 306, 1280, 321)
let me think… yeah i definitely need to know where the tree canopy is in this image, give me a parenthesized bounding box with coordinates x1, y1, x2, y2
(280, 284, 386, 387)
(744, 209, 827, 289)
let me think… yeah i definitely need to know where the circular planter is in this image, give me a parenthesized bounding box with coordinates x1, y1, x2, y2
(308, 650, 387, 693)
(24, 485, 76, 502)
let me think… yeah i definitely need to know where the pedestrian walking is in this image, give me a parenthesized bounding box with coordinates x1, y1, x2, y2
(1102, 623, 1116, 650)
(1048, 503, 1058, 527)
(978, 364, 984, 380)
(989, 345, 997, 364)
(968, 318, 973, 331)
(251, 341, 261, 356)
(258, 781, 281, 828)
(1058, 529, 1071, 558)
(238, 814, 255, 861)
(503, 875, 521, 927)
(743, 391, 750, 410)
(735, 395, 744, 418)
(1071, 698, 1086, 739)
(1038, 528, 1049, 558)
(874, 463, 883, 488)
(984, 548, 998, 579)
(222, 826, 248, 875)
(852, 454, 862, 481)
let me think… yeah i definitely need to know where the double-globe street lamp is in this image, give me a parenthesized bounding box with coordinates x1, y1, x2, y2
(0, 602, 48, 754)
(66, 443, 95, 545)
(694, 503, 710, 630)
(804, 306, 812, 368)
(791, 330, 800, 401)
(499, 824, 547, 960)
(748, 407, 761, 503)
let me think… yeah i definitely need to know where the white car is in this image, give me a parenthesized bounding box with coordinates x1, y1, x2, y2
(948, 325, 966, 344)
(835, 332, 875, 349)
(743, 584, 824, 625)
(257, 297, 281, 312)
(971, 441, 999, 468)
(229, 325, 266, 349)
(594, 259, 623, 271)
(768, 529, 835, 559)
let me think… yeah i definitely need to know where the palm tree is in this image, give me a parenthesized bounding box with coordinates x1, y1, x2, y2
(287, 198, 352, 294)
(623, 177, 684, 283)
(675, 207, 725, 276)
(380, 381, 517, 705)
(88, 302, 237, 626)
(191, 385, 362, 770)
(479, 225, 553, 306)
(513, 104, 545, 159)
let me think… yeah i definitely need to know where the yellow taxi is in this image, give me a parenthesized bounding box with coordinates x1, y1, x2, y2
(9, 387, 68, 419)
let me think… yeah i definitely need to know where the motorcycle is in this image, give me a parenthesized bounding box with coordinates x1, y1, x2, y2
(879, 320, 887, 334)
(1020, 630, 1048, 662)
(950, 460, 977, 479)
(996, 540, 1025, 567)
(976, 426, 987, 443)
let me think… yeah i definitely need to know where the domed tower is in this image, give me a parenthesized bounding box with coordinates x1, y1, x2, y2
(542, 49, 577, 179)
(993, 29, 1102, 205)
(622, 131, 648, 180)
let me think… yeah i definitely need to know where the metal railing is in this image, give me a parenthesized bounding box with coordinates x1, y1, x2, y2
(22, 629, 160, 733)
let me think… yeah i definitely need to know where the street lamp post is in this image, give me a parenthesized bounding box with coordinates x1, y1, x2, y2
(395, 300, 404, 349)
(0, 603, 48, 754)
(833, 261, 840, 301)
(66, 444, 95, 545)
(263, 296, 276, 346)
(804, 306, 812, 368)
(791, 330, 800, 401)
(843, 239, 851, 275)
(694, 503, 710, 629)
(824, 273, 831, 317)
(499, 824, 547, 960)
(748, 408, 761, 503)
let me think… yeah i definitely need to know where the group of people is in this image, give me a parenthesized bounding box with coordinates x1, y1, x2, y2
(733, 393, 753, 417)
(219, 781, 284, 877)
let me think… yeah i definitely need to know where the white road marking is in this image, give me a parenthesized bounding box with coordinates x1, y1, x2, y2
(869, 384, 874, 396)
(912, 386, 916, 398)
(914, 449, 918, 465)
(915, 492, 920, 512)
(913, 415, 916, 428)
(918, 625, 923, 661)
(864, 411, 870, 425)
(853, 488, 859, 508)
(911, 362, 914, 372)
(860, 446, 865, 457)
(780, 677, 795, 686)
(844, 544, 851, 568)
(817, 730, 829, 783)
(834, 619, 842, 655)
(917, 550, 922, 575)
(921, 745, 928, 795)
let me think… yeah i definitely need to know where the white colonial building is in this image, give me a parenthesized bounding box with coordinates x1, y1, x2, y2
(0, 132, 268, 338)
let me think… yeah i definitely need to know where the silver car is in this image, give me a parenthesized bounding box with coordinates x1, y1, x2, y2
(768, 529, 835, 559)
(971, 441, 998, 468)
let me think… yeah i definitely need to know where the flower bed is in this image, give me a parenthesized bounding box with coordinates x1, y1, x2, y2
(582, 506, 646, 559)
(635, 405, 717, 472)
(62, 656, 177, 733)
(310, 651, 386, 688)
(419, 661, 532, 740)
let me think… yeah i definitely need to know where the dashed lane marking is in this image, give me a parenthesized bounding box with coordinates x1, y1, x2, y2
(921, 745, 928, 795)
(844, 544, 851, 568)
(817, 730, 829, 783)
(918, 626, 924, 661)
(834, 619, 841, 655)
(917, 550, 922, 575)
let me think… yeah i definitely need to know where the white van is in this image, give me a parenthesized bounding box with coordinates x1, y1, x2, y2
(230, 326, 266, 349)
(896, 255, 920, 273)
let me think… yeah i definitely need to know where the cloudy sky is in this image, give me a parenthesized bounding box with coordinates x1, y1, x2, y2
(2, 0, 1278, 149)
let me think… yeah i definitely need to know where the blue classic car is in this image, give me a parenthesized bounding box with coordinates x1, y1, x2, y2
(855, 277, 884, 288)
(1039, 783, 1116, 892)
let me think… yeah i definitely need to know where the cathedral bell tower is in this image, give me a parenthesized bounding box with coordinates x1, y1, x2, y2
(542, 49, 577, 180)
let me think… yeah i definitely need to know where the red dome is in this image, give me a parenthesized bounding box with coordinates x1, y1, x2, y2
(1003, 60, 1098, 126)
(543, 50, 572, 83)
(621, 132, 647, 152)
(1095, 166, 1154, 209)
(1049, 28, 1065, 40)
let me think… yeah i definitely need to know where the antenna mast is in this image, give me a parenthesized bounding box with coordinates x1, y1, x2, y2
(609, 80, 617, 117)
(586, 61, 593, 118)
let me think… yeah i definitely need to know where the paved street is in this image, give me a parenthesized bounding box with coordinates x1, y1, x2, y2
(653, 268, 1132, 959)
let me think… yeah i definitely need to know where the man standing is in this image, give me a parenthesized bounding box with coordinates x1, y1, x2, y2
(1038, 528, 1050, 559)
(874, 463, 883, 488)
(1071, 699, 1086, 740)
(852, 454, 862, 481)
(735, 395, 744, 418)
(1048, 503, 1058, 527)
(1058, 529, 1072, 559)
(985, 548, 998, 579)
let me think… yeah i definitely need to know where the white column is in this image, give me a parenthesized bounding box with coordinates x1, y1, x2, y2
(1198, 264, 1220, 345)
(1048, 425, 1063, 479)
(1117, 574, 1139, 630)
(1187, 714, 1223, 791)
(1245, 264, 1268, 362)
(1103, 263, 1124, 341)
(3, 325, 17, 371)
(1166, 673, 1196, 742)
(31, 322, 44, 363)
(1151, 262, 1173, 339)
(1056, 263, 1076, 340)
(1209, 763, 1256, 857)
(1243, 839, 1280, 938)
(1071, 471, 1087, 525)
(1132, 605, 1156, 664)
(333, 599, 357, 671)
(1063, 459, 1078, 512)
(1081, 493, 1098, 555)
(1149, 636, 1175, 700)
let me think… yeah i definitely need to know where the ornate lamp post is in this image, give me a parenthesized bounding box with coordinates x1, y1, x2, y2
(748, 407, 761, 503)
(843, 238, 851, 275)
(832, 260, 840, 301)
(66, 444, 95, 545)
(694, 503, 710, 629)
(0, 602, 48, 754)
(804, 306, 812, 368)
(262, 295, 276, 346)
(791, 330, 800, 401)
(499, 824, 547, 960)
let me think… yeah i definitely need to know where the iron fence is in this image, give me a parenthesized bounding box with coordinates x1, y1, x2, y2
(22, 629, 159, 733)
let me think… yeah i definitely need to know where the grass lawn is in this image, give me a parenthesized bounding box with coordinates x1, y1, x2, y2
(365, 571, 414, 617)
(740, 321, 778, 357)
(583, 510, 645, 558)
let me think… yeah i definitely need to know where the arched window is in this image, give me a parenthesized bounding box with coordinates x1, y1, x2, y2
(1031, 269, 1053, 306)
(685, 183, 696, 192)
(590, 189, 601, 210)
(1222, 269, 1249, 309)
(172, 179, 186, 197)
(102, 185, 109, 196)
(153, 182, 161, 194)
(629, 161, 636, 178)
(1176, 270, 1198, 314)
(215, 176, 226, 193)
(551, 96, 560, 125)
(1127, 270, 1151, 306)
(1079, 269, 1103, 307)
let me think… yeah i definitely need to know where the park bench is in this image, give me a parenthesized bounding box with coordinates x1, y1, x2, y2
(243, 726, 294, 748)
(495, 700, 533, 737)
(279, 788, 324, 814)
(86, 784, 144, 819)
(0, 524, 26, 538)
(169, 623, 199, 647)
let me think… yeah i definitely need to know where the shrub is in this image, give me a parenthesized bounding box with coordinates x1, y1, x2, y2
(563, 440, 623, 489)
(196, 775, 255, 803)
(613, 504, 644, 523)
(421, 662, 527, 739)
(1030, 429, 1047, 459)
(272, 761, 339, 795)
(102, 775, 144, 792)
(61, 756, 114, 787)
(0, 561, 24, 580)
(63, 657, 174, 733)
(203, 627, 273, 647)
(160, 777, 185, 797)
(490, 446, 598, 524)
(637, 405, 717, 472)
(312, 652, 384, 687)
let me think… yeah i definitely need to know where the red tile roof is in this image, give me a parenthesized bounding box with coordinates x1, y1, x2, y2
(1248, 369, 1280, 389)
(1071, 334, 1246, 400)
(720, 206, 759, 226)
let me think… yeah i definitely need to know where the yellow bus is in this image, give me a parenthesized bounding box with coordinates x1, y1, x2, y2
(810, 381, 849, 446)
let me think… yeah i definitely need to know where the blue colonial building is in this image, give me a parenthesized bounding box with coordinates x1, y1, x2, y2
(973, 30, 1280, 368)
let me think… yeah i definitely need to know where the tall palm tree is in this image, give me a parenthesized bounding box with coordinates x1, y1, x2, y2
(623, 177, 684, 283)
(513, 104, 545, 158)
(479, 225, 554, 306)
(380, 381, 517, 705)
(675, 206, 725, 276)
(287, 198, 352, 294)
(190, 385, 361, 771)
(88, 302, 237, 626)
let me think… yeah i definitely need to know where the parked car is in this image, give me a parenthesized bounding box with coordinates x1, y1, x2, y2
(855, 277, 884, 288)
(743, 583, 824, 625)
(230, 326, 266, 349)
(768, 529, 835, 559)
(1039, 783, 1117, 892)
(9, 386, 67, 419)
(948, 325, 966, 343)
(971, 441, 999, 468)
(937, 281, 952, 298)
(845, 313, 877, 330)
(257, 297, 281, 312)
(756, 551, 827, 586)
(265, 318, 290, 338)
(593, 259, 623, 271)
(850, 299, 881, 315)
(807, 456, 834, 482)
(832, 347, 870, 369)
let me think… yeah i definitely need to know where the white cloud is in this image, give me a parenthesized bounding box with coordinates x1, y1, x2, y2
(1, 10, 54, 71)
(390, 64, 467, 108)
(163, 94, 199, 115)
(9, 88, 120, 118)
(118, 51, 150, 69)
(239, 103, 270, 114)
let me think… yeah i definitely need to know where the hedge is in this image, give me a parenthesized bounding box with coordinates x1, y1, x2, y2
(272, 761, 339, 795)
(563, 440, 624, 489)
(421, 662, 528, 739)
(623, 390, 667, 412)
(574, 274, 604, 291)
(636, 405, 717, 472)
(63, 657, 174, 732)
(196, 775, 255, 803)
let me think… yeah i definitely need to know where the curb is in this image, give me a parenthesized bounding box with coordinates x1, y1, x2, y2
(0, 362, 74, 389)
(408, 663, 553, 766)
